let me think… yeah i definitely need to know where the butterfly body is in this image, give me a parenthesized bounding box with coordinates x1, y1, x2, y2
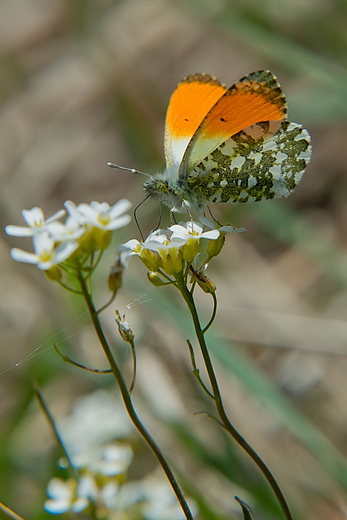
(143, 71, 311, 212)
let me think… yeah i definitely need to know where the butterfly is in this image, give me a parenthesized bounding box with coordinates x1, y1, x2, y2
(111, 71, 311, 214)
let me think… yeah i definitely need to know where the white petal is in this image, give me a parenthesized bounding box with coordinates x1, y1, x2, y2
(22, 207, 44, 226)
(77, 476, 98, 499)
(168, 224, 188, 237)
(120, 239, 141, 251)
(5, 225, 34, 237)
(105, 214, 131, 230)
(44, 498, 71, 514)
(33, 232, 55, 254)
(10, 248, 39, 264)
(109, 199, 132, 219)
(199, 216, 215, 229)
(47, 478, 72, 500)
(45, 209, 66, 224)
(201, 230, 220, 240)
(71, 497, 89, 513)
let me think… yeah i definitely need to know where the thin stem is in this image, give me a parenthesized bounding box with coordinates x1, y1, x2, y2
(202, 291, 217, 334)
(76, 269, 193, 520)
(34, 383, 78, 478)
(186, 340, 214, 399)
(97, 290, 117, 314)
(0, 502, 24, 520)
(54, 345, 112, 374)
(128, 336, 137, 394)
(178, 280, 293, 520)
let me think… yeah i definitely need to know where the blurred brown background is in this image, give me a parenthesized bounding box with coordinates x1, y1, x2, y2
(1, 0, 347, 519)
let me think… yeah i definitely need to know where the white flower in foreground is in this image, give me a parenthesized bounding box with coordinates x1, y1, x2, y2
(169, 221, 220, 242)
(65, 200, 132, 230)
(5, 207, 65, 237)
(169, 221, 219, 263)
(120, 231, 171, 273)
(10, 231, 78, 270)
(45, 477, 91, 514)
(46, 217, 85, 242)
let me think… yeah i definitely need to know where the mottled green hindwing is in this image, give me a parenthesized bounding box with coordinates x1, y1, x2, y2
(187, 120, 311, 204)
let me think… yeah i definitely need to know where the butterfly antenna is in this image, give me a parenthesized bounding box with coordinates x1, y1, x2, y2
(108, 163, 152, 178)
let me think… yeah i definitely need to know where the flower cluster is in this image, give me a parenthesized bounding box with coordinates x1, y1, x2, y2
(45, 443, 133, 515)
(5, 200, 131, 279)
(120, 218, 244, 291)
(44, 391, 197, 519)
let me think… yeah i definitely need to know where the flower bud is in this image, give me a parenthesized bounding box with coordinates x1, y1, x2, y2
(181, 238, 200, 263)
(158, 249, 183, 275)
(44, 266, 63, 282)
(147, 271, 166, 286)
(115, 310, 134, 343)
(139, 249, 160, 272)
(191, 269, 216, 293)
(206, 233, 225, 258)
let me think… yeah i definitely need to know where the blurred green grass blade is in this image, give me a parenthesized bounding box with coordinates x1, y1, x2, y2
(210, 334, 347, 489)
(247, 202, 347, 288)
(138, 286, 347, 489)
(182, 1, 347, 122)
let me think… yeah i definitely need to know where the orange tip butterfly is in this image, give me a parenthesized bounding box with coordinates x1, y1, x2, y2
(110, 70, 311, 213)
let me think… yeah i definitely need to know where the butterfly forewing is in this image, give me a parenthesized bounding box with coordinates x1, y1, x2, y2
(187, 120, 311, 204)
(179, 71, 288, 179)
(164, 74, 226, 171)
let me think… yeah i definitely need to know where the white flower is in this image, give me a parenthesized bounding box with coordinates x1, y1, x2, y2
(5, 207, 66, 237)
(44, 477, 91, 514)
(72, 443, 133, 477)
(10, 231, 78, 270)
(116, 474, 198, 520)
(65, 200, 132, 230)
(59, 390, 133, 457)
(46, 217, 85, 242)
(141, 477, 198, 520)
(121, 230, 169, 254)
(169, 221, 220, 242)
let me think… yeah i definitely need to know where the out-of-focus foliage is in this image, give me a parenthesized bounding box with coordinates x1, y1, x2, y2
(1, 0, 347, 519)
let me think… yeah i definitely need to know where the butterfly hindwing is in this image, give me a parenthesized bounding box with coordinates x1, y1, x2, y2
(187, 120, 311, 204)
(164, 74, 226, 171)
(179, 70, 288, 178)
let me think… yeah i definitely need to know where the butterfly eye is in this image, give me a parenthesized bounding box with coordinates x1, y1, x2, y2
(156, 180, 169, 193)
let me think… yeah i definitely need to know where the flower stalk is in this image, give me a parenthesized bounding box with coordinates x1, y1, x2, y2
(176, 275, 293, 520)
(76, 268, 194, 520)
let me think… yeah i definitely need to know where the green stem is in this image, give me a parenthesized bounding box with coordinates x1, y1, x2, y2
(76, 270, 193, 520)
(202, 291, 217, 333)
(0, 502, 24, 520)
(34, 383, 78, 478)
(179, 281, 293, 520)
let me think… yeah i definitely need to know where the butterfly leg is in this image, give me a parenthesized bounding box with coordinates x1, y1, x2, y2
(170, 210, 178, 225)
(151, 203, 163, 232)
(205, 205, 222, 226)
(134, 194, 152, 241)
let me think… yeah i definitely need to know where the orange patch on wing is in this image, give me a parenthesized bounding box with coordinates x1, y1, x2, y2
(165, 74, 227, 139)
(182, 72, 287, 174)
(200, 90, 285, 139)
